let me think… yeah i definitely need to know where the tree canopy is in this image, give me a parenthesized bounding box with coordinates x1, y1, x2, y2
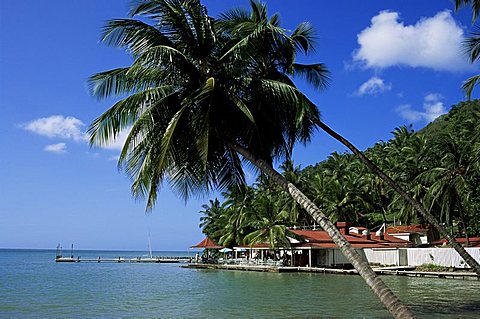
(200, 100, 480, 246)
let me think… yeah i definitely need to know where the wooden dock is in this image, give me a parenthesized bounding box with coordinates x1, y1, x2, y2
(183, 263, 479, 280)
(56, 256, 191, 263)
(374, 268, 479, 280)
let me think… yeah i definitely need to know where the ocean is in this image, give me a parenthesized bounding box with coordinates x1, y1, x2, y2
(1, 249, 479, 318)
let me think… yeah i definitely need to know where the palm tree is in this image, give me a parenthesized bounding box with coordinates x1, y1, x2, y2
(244, 193, 292, 249)
(314, 121, 480, 271)
(388, 131, 431, 225)
(217, 185, 255, 246)
(88, 1, 415, 316)
(278, 160, 312, 225)
(223, 0, 480, 274)
(199, 198, 225, 237)
(419, 133, 480, 245)
(454, 0, 480, 98)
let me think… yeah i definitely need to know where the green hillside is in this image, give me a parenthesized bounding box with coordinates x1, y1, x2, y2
(420, 99, 480, 140)
(199, 100, 480, 247)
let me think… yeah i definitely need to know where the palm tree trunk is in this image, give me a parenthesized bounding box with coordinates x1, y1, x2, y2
(315, 120, 480, 275)
(229, 143, 416, 319)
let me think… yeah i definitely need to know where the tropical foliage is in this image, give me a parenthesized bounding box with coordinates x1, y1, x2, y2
(91, 0, 470, 315)
(88, 0, 328, 210)
(200, 100, 480, 245)
(455, 0, 480, 98)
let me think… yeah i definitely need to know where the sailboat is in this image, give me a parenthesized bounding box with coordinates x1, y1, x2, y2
(139, 233, 159, 262)
(55, 244, 76, 262)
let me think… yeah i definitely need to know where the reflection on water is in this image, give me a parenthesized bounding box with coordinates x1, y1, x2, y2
(0, 249, 479, 318)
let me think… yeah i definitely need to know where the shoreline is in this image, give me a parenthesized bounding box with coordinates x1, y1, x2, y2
(183, 263, 479, 280)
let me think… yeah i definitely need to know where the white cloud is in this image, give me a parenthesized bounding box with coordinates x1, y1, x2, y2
(21, 115, 87, 141)
(396, 93, 447, 122)
(44, 143, 67, 154)
(355, 76, 392, 96)
(397, 104, 422, 122)
(354, 10, 470, 71)
(424, 93, 443, 102)
(21, 115, 129, 153)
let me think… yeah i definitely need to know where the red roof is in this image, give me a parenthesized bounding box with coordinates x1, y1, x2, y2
(290, 229, 410, 248)
(349, 232, 411, 247)
(372, 234, 411, 247)
(386, 225, 429, 234)
(190, 238, 223, 249)
(216, 225, 412, 250)
(429, 237, 480, 247)
(291, 230, 372, 243)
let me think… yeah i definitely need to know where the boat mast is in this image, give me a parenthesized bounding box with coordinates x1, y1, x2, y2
(148, 232, 153, 258)
(56, 244, 62, 259)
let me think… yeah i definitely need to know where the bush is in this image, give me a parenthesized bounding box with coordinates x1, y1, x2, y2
(416, 263, 452, 272)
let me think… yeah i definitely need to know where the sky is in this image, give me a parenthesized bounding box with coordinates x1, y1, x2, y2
(0, 0, 478, 251)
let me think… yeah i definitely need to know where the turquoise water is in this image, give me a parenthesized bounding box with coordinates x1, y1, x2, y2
(1, 249, 479, 318)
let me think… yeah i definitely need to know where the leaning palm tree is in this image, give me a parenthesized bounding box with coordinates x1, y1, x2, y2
(88, 0, 415, 317)
(317, 114, 480, 275)
(222, 0, 480, 275)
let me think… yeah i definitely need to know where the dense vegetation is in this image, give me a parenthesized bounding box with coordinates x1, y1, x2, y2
(90, 0, 478, 314)
(200, 100, 480, 247)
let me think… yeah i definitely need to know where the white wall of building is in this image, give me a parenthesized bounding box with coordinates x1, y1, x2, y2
(362, 248, 404, 266)
(406, 247, 480, 268)
(363, 247, 480, 268)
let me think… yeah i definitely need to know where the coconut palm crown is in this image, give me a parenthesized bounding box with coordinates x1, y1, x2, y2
(88, 0, 328, 209)
(89, 1, 419, 316)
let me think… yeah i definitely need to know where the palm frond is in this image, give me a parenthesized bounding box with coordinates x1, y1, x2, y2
(88, 86, 174, 148)
(292, 63, 330, 90)
(226, 92, 255, 124)
(89, 68, 138, 99)
(249, 0, 268, 24)
(464, 26, 480, 63)
(268, 13, 280, 27)
(258, 79, 320, 121)
(101, 19, 174, 56)
(118, 91, 179, 175)
(291, 22, 316, 53)
(462, 74, 480, 100)
(455, 0, 480, 22)
(182, 0, 215, 55)
(186, 77, 216, 166)
(133, 45, 200, 80)
(219, 23, 266, 61)
(130, 0, 203, 56)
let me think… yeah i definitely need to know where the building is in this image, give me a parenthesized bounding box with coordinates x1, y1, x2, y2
(385, 224, 439, 246)
(236, 222, 411, 268)
(192, 223, 480, 268)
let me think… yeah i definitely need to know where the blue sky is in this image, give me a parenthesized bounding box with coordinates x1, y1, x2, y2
(0, 1, 477, 250)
